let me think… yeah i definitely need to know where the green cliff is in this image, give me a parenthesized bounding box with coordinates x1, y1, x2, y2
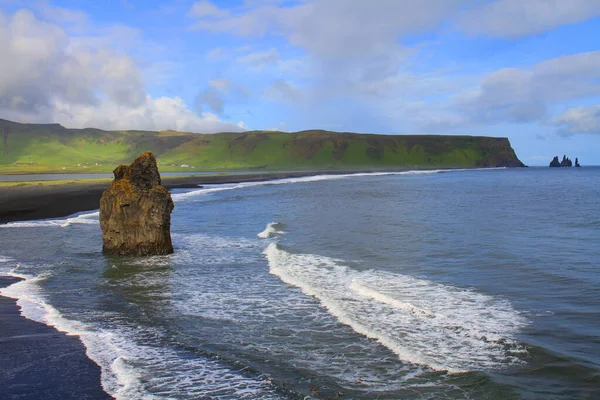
(0, 119, 524, 173)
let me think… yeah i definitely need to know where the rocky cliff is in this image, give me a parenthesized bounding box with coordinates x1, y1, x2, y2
(0, 118, 526, 172)
(99, 152, 174, 256)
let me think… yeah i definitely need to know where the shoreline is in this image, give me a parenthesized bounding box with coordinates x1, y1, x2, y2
(0, 168, 435, 224)
(0, 276, 112, 399)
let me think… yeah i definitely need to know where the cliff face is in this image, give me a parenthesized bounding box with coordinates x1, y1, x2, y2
(0, 118, 525, 172)
(99, 152, 174, 256)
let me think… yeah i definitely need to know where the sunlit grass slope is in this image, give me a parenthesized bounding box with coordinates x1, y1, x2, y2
(0, 119, 524, 173)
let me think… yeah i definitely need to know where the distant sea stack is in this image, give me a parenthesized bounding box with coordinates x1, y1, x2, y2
(549, 155, 578, 168)
(100, 152, 174, 256)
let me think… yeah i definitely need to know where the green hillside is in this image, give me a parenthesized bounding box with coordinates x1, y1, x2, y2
(0, 119, 524, 173)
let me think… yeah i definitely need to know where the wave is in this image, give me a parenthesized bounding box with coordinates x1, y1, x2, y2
(1, 169, 496, 229)
(0, 269, 283, 399)
(257, 222, 286, 239)
(263, 243, 528, 373)
(0, 211, 99, 229)
(171, 168, 489, 201)
(0, 255, 15, 274)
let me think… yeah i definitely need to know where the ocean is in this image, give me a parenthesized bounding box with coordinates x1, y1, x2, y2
(1, 167, 599, 399)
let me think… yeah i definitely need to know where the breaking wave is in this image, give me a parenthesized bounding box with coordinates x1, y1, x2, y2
(257, 222, 286, 239)
(0, 211, 99, 228)
(171, 169, 467, 201)
(263, 242, 528, 373)
(0, 269, 284, 399)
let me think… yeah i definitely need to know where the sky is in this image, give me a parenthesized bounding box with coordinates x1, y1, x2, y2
(1, 0, 599, 165)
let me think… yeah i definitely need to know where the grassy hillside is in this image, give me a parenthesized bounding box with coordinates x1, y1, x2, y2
(0, 119, 524, 173)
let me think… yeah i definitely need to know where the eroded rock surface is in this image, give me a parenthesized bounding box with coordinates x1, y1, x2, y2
(549, 155, 576, 168)
(100, 152, 174, 256)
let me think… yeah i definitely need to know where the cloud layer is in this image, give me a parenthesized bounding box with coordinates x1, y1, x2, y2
(0, 8, 244, 133)
(188, 0, 600, 135)
(2, 0, 600, 142)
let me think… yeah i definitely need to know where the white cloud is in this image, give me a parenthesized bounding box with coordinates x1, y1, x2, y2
(190, 0, 461, 59)
(56, 96, 243, 132)
(188, 1, 600, 116)
(235, 44, 252, 52)
(188, 1, 230, 18)
(553, 105, 600, 135)
(459, 0, 600, 38)
(403, 51, 600, 130)
(236, 48, 279, 70)
(462, 52, 600, 119)
(35, 0, 88, 28)
(369, 50, 600, 134)
(0, 8, 244, 133)
(194, 88, 224, 114)
(189, 0, 461, 109)
(206, 47, 225, 60)
(262, 80, 300, 102)
(209, 78, 232, 90)
(0, 9, 103, 111)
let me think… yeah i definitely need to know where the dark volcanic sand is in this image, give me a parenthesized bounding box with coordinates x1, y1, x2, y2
(0, 276, 112, 400)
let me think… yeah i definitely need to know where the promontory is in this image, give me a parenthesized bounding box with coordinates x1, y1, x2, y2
(0, 118, 525, 173)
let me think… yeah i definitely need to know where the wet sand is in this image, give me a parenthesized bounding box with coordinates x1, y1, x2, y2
(0, 168, 403, 400)
(0, 276, 112, 399)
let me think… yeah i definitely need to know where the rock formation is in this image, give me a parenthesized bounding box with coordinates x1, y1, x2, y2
(549, 155, 575, 167)
(561, 155, 573, 167)
(575, 157, 581, 167)
(100, 152, 174, 256)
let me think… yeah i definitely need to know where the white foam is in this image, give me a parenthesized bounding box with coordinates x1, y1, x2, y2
(0, 211, 99, 228)
(171, 169, 480, 202)
(263, 243, 528, 373)
(350, 280, 434, 317)
(257, 222, 286, 239)
(0, 256, 15, 275)
(0, 270, 283, 399)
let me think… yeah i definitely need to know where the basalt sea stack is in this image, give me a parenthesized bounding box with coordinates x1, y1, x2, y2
(100, 152, 174, 256)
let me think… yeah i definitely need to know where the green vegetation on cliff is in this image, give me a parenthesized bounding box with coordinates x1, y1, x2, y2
(0, 119, 524, 173)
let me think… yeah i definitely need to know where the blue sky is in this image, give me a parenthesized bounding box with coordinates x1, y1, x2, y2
(1, 0, 599, 165)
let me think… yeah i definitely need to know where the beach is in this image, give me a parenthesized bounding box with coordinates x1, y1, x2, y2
(0, 169, 400, 224)
(0, 276, 112, 399)
(0, 168, 394, 400)
(1, 167, 598, 399)
(0, 170, 321, 399)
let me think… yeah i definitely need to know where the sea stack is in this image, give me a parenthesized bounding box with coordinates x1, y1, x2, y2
(100, 152, 174, 256)
(549, 155, 573, 167)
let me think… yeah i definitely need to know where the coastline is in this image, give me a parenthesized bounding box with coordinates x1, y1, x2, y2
(0, 276, 112, 400)
(0, 167, 428, 400)
(0, 168, 426, 224)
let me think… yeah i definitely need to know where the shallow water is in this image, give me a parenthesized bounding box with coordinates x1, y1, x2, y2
(1, 167, 599, 399)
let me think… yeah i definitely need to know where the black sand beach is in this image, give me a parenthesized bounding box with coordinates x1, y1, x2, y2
(0, 276, 112, 399)
(0, 169, 394, 399)
(0, 170, 392, 224)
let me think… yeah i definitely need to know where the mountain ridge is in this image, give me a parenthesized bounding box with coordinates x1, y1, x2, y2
(0, 118, 525, 173)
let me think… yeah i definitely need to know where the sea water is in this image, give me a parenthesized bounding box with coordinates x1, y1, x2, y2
(1, 167, 599, 399)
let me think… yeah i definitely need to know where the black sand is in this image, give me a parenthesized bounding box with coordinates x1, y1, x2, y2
(0, 276, 112, 399)
(0, 168, 402, 399)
